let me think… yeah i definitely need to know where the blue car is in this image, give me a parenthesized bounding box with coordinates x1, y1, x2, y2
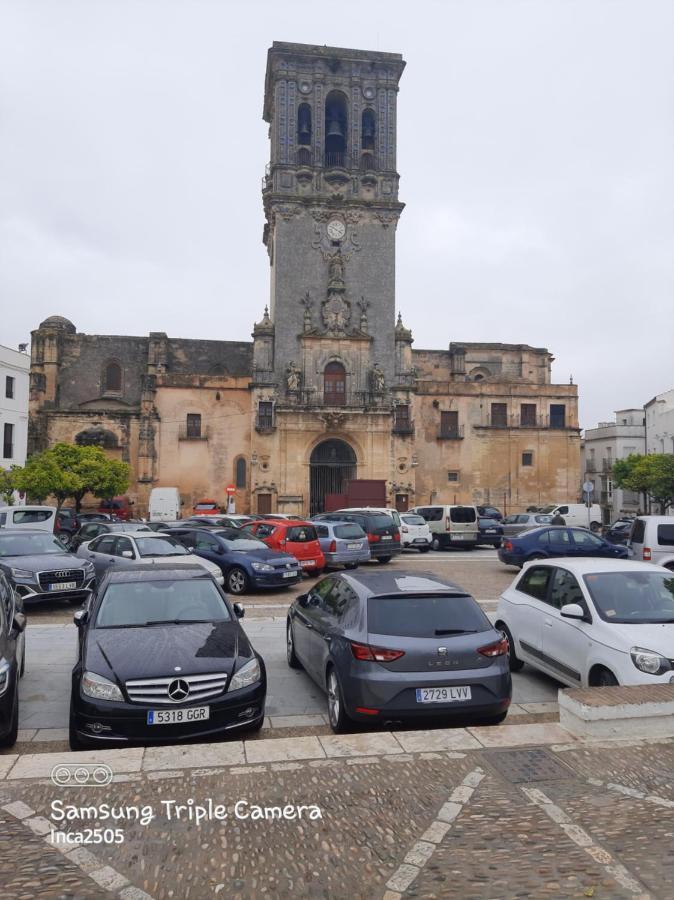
(171, 526, 302, 595)
(498, 525, 629, 568)
(477, 517, 504, 548)
(313, 520, 371, 569)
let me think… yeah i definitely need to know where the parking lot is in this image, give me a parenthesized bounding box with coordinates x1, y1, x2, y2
(12, 548, 560, 743)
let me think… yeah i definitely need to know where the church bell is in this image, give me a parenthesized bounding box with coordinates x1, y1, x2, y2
(326, 117, 345, 139)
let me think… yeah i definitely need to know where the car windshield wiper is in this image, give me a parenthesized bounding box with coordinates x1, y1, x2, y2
(141, 618, 212, 626)
(434, 628, 478, 635)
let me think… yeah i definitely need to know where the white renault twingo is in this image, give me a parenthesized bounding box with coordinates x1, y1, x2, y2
(495, 559, 674, 687)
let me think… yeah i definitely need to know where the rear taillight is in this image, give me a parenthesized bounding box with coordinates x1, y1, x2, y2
(478, 637, 509, 658)
(328, 540, 336, 552)
(350, 641, 405, 662)
(392, 532, 400, 541)
(446, 519, 451, 531)
(503, 540, 513, 551)
(368, 533, 380, 543)
(643, 547, 651, 561)
(401, 526, 408, 533)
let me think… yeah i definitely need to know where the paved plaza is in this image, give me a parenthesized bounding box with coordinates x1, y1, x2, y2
(4, 549, 672, 898)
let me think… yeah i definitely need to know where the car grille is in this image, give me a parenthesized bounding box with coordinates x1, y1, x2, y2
(125, 672, 229, 705)
(38, 569, 85, 590)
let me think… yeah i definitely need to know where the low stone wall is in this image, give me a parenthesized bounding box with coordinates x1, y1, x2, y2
(559, 684, 674, 740)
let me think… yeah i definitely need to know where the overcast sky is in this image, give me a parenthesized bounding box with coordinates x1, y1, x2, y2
(1, 0, 672, 428)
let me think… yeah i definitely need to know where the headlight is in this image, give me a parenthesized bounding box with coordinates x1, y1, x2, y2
(251, 562, 274, 573)
(228, 658, 261, 691)
(0, 660, 10, 697)
(81, 671, 124, 702)
(10, 567, 33, 579)
(630, 647, 671, 676)
(82, 563, 95, 576)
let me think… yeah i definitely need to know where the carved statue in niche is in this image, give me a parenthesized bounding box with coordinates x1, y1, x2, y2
(286, 361, 301, 392)
(371, 363, 385, 393)
(357, 297, 370, 332)
(300, 291, 314, 332)
(327, 250, 345, 288)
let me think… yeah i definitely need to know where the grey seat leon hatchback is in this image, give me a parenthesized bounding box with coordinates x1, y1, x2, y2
(287, 570, 512, 732)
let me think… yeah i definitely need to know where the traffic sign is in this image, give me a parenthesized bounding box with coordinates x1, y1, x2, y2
(226, 485, 236, 495)
(582, 481, 594, 494)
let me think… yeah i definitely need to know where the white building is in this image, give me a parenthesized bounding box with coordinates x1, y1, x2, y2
(644, 389, 674, 455)
(581, 408, 646, 524)
(1, 344, 30, 502)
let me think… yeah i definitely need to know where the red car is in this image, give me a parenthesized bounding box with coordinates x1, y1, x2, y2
(243, 520, 326, 573)
(97, 496, 133, 520)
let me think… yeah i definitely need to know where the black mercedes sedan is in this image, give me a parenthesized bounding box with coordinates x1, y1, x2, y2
(0, 569, 27, 748)
(0, 530, 96, 605)
(69, 565, 266, 749)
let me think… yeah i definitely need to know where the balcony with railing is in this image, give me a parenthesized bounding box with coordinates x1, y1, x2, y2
(324, 151, 346, 169)
(178, 424, 210, 441)
(296, 147, 313, 167)
(585, 460, 597, 473)
(437, 424, 465, 440)
(255, 414, 275, 434)
(277, 388, 391, 411)
(602, 459, 614, 473)
(393, 419, 415, 436)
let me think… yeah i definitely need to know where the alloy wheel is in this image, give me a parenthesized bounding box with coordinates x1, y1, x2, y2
(327, 671, 340, 727)
(228, 569, 246, 594)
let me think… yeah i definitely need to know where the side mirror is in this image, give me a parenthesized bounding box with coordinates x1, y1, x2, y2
(233, 602, 245, 619)
(560, 603, 585, 620)
(297, 593, 309, 607)
(122, 550, 134, 559)
(188, 546, 195, 552)
(13, 612, 27, 633)
(73, 609, 89, 627)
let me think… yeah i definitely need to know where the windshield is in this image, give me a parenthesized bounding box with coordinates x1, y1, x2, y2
(214, 529, 267, 549)
(95, 579, 231, 627)
(583, 571, 674, 624)
(118, 524, 151, 532)
(134, 537, 188, 558)
(538, 505, 556, 514)
(195, 503, 218, 511)
(0, 533, 68, 556)
(535, 515, 553, 524)
(225, 538, 269, 551)
(367, 594, 491, 638)
(401, 515, 425, 526)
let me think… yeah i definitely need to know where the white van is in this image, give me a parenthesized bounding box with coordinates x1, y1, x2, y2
(541, 503, 602, 530)
(0, 505, 57, 532)
(627, 516, 674, 570)
(408, 504, 478, 550)
(149, 487, 182, 522)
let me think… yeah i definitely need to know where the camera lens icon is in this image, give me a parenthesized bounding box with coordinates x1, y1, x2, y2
(50, 764, 113, 787)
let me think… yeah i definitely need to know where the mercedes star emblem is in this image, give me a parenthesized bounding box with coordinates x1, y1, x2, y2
(168, 679, 190, 702)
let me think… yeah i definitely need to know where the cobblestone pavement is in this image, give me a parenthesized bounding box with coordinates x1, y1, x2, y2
(1, 737, 672, 899)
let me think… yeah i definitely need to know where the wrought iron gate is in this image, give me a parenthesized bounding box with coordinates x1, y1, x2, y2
(309, 439, 357, 516)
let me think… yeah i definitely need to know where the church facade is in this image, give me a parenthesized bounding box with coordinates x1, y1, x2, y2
(28, 42, 580, 516)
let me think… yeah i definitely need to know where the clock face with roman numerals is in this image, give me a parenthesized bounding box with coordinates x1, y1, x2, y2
(327, 219, 346, 241)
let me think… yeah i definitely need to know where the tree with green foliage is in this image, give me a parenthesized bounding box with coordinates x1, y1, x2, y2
(612, 453, 674, 513)
(0, 468, 16, 505)
(11, 443, 131, 510)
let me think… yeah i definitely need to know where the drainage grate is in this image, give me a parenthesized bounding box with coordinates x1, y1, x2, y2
(484, 748, 574, 784)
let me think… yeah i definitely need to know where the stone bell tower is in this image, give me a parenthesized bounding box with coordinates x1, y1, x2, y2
(251, 42, 409, 516)
(260, 41, 405, 386)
